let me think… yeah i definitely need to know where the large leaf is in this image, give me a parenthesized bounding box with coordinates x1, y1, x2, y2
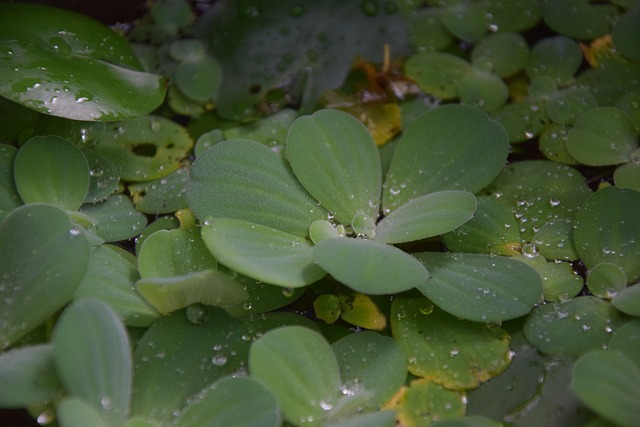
(13, 135, 89, 211)
(287, 109, 381, 225)
(312, 237, 429, 294)
(375, 191, 476, 244)
(196, 0, 409, 120)
(52, 299, 132, 427)
(391, 296, 511, 390)
(187, 139, 326, 238)
(170, 377, 281, 427)
(572, 350, 640, 427)
(249, 326, 341, 426)
(201, 218, 326, 287)
(383, 105, 509, 212)
(0, 203, 89, 349)
(0, 344, 62, 407)
(131, 307, 252, 424)
(0, 3, 165, 121)
(414, 252, 542, 323)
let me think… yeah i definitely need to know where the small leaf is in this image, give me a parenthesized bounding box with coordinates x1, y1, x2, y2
(52, 299, 132, 427)
(201, 218, 325, 287)
(80, 194, 147, 242)
(187, 139, 326, 238)
(93, 116, 193, 182)
(572, 350, 640, 427)
(414, 252, 542, 323)
(388, 379, 466, 425)
(13, 135, 89, 210)
(612, 283, 640, 316)
(391, 296, 511, 390)
(405, 52, 473, 99)
(0, 344, 62, 407)
(0, 203, 90, 349)
(525, 36, 582, 84)
(286, 109, 381, 225)
(375, 191, 476, 244)
(471, 31, 530, 78)
(170, 376, 281, 427)
(523, 296, 622, 356)
(587, 263, 628, 299)
(249, 326, 341, 426)
(313, 238, 429, 294)
(82, 149, 120, 203)
(338, 293, 386, 331)
(174, 54, 221, 102)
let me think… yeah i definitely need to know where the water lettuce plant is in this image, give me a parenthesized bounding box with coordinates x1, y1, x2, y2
(1, 0, 640, 426)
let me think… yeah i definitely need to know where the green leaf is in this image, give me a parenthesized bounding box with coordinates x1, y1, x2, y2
(442, 196, 522, 256)
(0, 144, 22, 221)
(313, 238, 429, 294)
(457, 69, 509, 112)
(546, 88, 598, 126)
(196, 0, 409, 120)
(128, 166, 190, 215)
(567, 107, 638, 166)
(484, 160, 592, 241)
(441, 1, 489, 43)
(612, 283, 640, 316)
(614, 162, 640, 192)
(224, 274, 307, 317)
(80, 194, 147, 242)
(523, 296, 622, 356)
(136, 269, 248, 315)
(407, 8, 454, 52)
(405, 52, 473, 99)
(52, 299, 132, 427)
(525, 36, 582, 84)
(0, 203, 89, 349)
(539, 123, 579, 165)
(375, 191, 476, 244)
(93, 116, 193, 182)
(174, 54, 221, 102)
(170, 376, 281, 427)
(0, 344, 62, 407)
(609, 319, 640, 368)
(249, 326, 341, 426)
(131, 307, 251, 423)
(332, 332, 407, 410)
(57, 397, 111, 427)
(391, 379, 466, 426)
(543, 0, 617, 40)
(414, 252, 542, 323)
(586, 263, 628, 299)
(74, 245, 160, 328)
(613, 7, 640, 62)
(531, 220, 579, 261)
(0, 3, 165, 121)
(187, 139, 326, 238)
(326, 410, 396, 427)
(572, 350, 640, 427)
(384, 105, 509, 212)
(137, 229, 217, 278)
(82, 149, 120, 203)
(574, 186, 640, 282)
(471, 32, 530, 78)
(13, 135, 89, 210)
(201, 218, 325, 287)
(287, 109, 381, 225)
(479, 0, 542, 32)
(535, 260, 584, 302)
(490, 99, 548, 143)
(391, 296, 511, 390)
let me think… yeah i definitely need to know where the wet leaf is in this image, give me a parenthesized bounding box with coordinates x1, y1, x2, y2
(471, 32, 529, 78)
(531, 219, 579, 261)
(129, 166, 190, 215)
(546, 88, 598, 126)
(187, 139, 326, 238)
(490, 99, 548, 143)
(441, 1, 489, 42)
(407, 8, 454, 51)
(479, 0, 542, 32)
(74, 245, 160, 327)
(384, 105, 509, 212)
(405, 52, 473, 99)
(249, 326, 341, 427)
(535, 260, 584, 302)
(586, 263, 628, 299)
(391, 296, 511, 390)
(388, 379, 466, 426)
(170, 376, 281, 427)
(287, 109, 381, 224)
(79, 194, 147, 242)
(131, 307, 251, 423)
(414, 252, 542, 323)
(13, 135, 89, 211)
(0, 203, 90, 349)
(573, 186, 640, 282)
(93, 116, 192, 182)
(201, 218, 325, 287)
(376, 190, 476, 244)
(612, 283, 640, 316)
(543, 0, 617, 40)
(609, 319, 640, 367)
(313, 237, 429, 295)
(614, 162, 640, 192)
(82, 149, 120, 203)
(457, 69, 509, 112)
(0, 3, 165, 121)
(526, 36, 582, 84)
(523, 296, 622, 356)
(52, 299, 132, 427)
(572, 350, 640, 427)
